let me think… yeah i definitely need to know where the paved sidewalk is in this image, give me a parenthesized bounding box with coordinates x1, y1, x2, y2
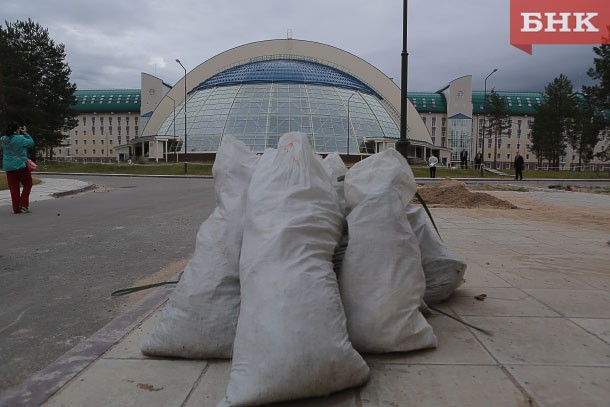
(0, 177, 91, 208)
(2, 188, 609, 407)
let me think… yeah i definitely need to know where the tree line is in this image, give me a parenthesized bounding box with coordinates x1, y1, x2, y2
(484, 35, 610, 169)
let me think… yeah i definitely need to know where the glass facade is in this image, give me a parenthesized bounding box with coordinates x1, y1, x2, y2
(157, 59, 399, 154)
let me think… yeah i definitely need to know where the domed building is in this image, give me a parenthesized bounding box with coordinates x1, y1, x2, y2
(141, 39, 433, 161)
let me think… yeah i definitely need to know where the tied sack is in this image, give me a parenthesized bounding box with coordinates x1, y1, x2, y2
(219, 132, 369, 407)
(141, 136, 258, 359)
(406, 204, 466, 304)
(340, 149, 437, 353)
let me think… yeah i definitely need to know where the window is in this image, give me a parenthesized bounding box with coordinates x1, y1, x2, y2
(84, 149, 88, 154)
(126, 117, 130, 124)
(101, 149, 104, 155)
(457, 91, 464, 97)
(109, 117, 113, 125)
(100, 117, 104, 124)
(109, 127, 113, 135)
(431, 117, 436, 127)
(83, 130, 87, 136)
(74, 140, 78, 145)
(110, 149, 113, 154)
(109, 140, 113, 145)
(507, 153, 511, 159)
(118, 117, 121, 124)
(135, 126, 139, 135)
(92, 139, 96, 145)
(75, 149, 79, 154)
(75, 130, 78, 136)
(432, 128, 436, 137)
(93, 149, 96, 154)
(421, 116, 427, 125)
(92, 117, 96, 125)
(92, 126, 95, 135)
(126, 127, 130, 135)
(82, 117, 87, 126)
(126, 136, 130, 142)
(507, 143, 511, 149)
(83, 140, 87, 145)
(134, 117, 138, 125)
(100, 139, 104, 145)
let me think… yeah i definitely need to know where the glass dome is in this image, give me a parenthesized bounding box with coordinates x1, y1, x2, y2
(158, 59, 400, 154)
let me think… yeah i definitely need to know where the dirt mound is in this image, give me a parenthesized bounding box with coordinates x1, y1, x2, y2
(416, 180, 518, 209)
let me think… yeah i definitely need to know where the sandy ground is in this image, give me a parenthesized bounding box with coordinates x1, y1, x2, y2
(416, 180, 610, 234)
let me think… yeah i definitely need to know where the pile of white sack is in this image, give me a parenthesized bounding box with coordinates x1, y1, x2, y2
(141, 132, 466, 406)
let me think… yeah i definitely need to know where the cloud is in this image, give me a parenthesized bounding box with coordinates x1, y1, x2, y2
(1, 0, 600, 93)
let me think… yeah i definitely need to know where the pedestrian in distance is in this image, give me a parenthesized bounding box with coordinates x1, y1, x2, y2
(460, 149, 468, 169)
(428, 154, 438, 178)
(474, 151, 482, 169)
(514, 152, 525, 181)
(1, 123, 35, 213)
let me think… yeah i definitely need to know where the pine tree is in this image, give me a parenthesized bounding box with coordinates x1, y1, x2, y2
(485, 89, 511, 169)
(0, 19, 78, 159)
(530, 75, 577, 168)
(568, 94, 604, 169)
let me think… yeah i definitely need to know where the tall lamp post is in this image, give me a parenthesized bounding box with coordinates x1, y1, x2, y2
(481, 68, 498, 177)
(347, 93, 356, 160)
(176, 59, 188, 174)
(396, 0, 410, 159)
(165, 95, 177, 163)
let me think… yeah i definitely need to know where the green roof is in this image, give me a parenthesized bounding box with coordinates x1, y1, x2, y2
(407, 92, 447, 113)
(72, 89, 141, 113)
(472, 91, 543, 115)
(408, 91, 544, 116)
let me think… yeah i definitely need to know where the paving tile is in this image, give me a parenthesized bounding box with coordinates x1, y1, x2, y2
(507, 365, 610, 407)
(360, 364, 528, 407)
(491, 266, 596, 290)
(365, 315, 495, 365)
(466, 316, 610, 366)
(103, 313, 160, 359)
(523, 289, 610, 318)
(449, 287, 560, 317)
(45, 359, 207, 407)
(460, 265, 513, 288)
(569, 318, 610, 343)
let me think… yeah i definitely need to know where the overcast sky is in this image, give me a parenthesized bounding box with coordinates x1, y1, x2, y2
(2, 0, 599, 93)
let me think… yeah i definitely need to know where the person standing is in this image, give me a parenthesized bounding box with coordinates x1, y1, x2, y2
(460, 149, 468, 169)
(2, 123, 35, 213)
(428, 154, 438, 178)
(474, 151, 482, 169)
(514, 152, 524, 181)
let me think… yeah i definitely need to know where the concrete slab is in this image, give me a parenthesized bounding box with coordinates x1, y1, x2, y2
(569, 318, 610, 343)
(491, 266, 597, 290)
(449, 287, 560, 317)
(45, 359, 206, 407)
(507, 365, 610, 407)
(360, 364, 529, 407)
(365, 315, 496, 365)
(103, 312, 161, 359)
(523, 289, 610, 318)
(459, 265, 512, 288)
(467, 316, 610, 366)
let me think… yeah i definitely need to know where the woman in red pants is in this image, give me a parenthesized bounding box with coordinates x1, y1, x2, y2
(2, 123, 35, 214)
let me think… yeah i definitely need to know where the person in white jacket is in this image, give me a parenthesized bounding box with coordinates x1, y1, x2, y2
(428, 154, 438, 178)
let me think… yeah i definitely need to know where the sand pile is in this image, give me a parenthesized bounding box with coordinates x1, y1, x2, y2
(416, 180, 517, 209)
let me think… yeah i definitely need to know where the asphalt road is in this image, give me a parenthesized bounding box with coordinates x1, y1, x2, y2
(0, 175, 216, 394)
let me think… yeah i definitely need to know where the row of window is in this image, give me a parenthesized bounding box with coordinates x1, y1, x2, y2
(72, 127, 137, 137)
(81, 116, 139, 126)
(59, 149, 114, 156)
(71, 137, 130, 146)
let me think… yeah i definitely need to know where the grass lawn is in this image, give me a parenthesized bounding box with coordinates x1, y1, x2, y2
(1, 162, 607, 191)
(0, 176, 42, 191)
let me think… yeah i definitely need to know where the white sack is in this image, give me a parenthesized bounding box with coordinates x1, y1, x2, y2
(340, 149, 437, 353)
(406, 204, 466, 304)
(141, 136, 258, 359)
(321, 153, 349, 273)
(220, 132, 369, 406)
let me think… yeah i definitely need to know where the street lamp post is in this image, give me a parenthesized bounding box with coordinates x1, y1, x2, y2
(165, 95, 177, 163)
(481, 68, 498, 177)
(176, 59, 188, 174)
(396, 0, 410, 160)
(347, 93, 356, 160)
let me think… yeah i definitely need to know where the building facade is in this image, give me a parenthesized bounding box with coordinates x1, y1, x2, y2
(53, 40, 608, 170)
